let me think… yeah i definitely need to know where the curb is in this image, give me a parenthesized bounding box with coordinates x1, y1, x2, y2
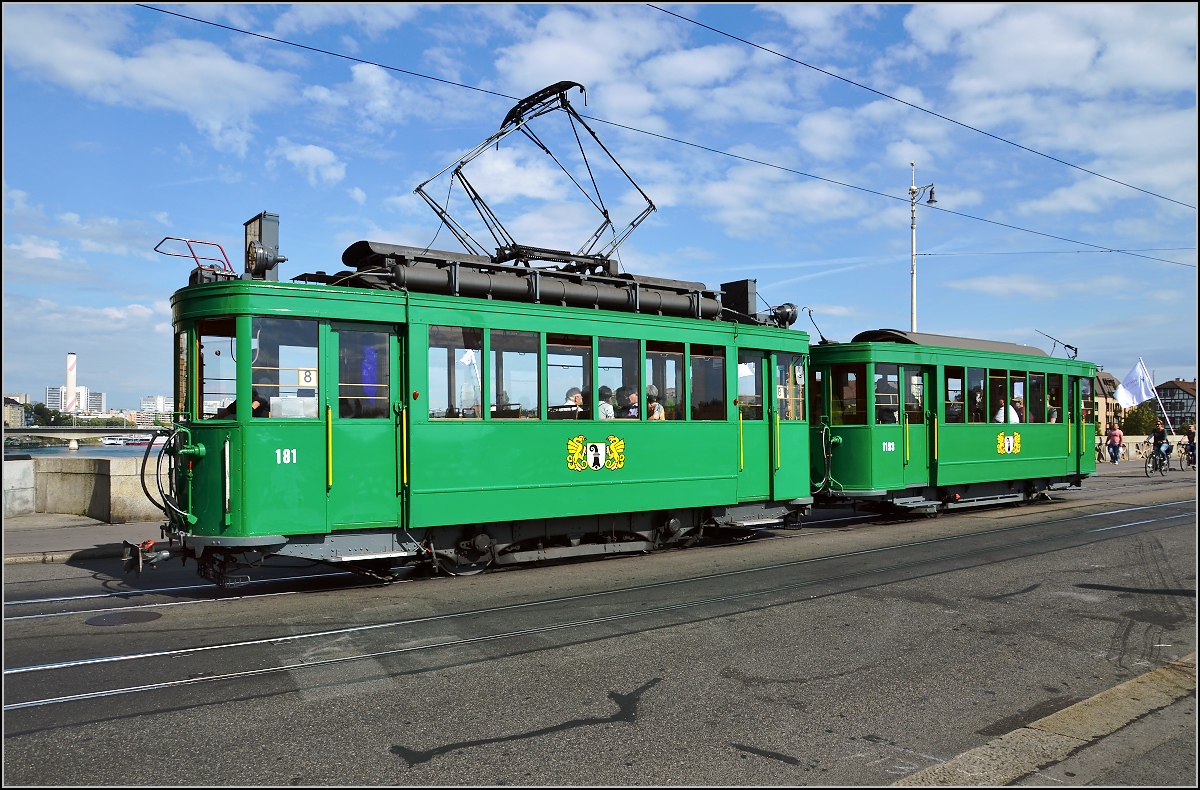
(892, 653, 1197, 786)
(4, 546, 127, 565)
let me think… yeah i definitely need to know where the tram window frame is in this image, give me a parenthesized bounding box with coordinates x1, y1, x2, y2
(811, 369, 824, 421)
(1028, 373, 1046, 423)
(599, 337, 641, 420)
(737, 351, 765, 421)
(546, 333, 593, 420)
(1047, 374, 1064, 423)
(944, 366, 965, 424)
(490, 329, 539, 419)
(250, 317, 320, 419)
(874, 363, 900, 424)
(689, 344, 726, 421)
(776, 353, 805, 421)
(645, 341, 685, 420)
(988, 369, 1009, 424)
(176, 329, 188, 420)
(903, 367, 925, 425)
(967, 367, 986, 423)
(1010, 371, 1027, 424)
(197, 318, 238, 420)
(337, 329, 391, 420)
(1080, 376, 1094, 424)
(830, 363, 867, 425)
(428, 325, 483, 420)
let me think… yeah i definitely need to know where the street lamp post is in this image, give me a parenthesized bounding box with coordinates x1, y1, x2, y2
(909, 162, 936, 333)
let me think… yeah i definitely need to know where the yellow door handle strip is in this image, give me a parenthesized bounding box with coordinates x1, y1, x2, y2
(326, 405, 333, 488)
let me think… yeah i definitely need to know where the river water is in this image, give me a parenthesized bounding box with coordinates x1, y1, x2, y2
(5, 444, 164, 459)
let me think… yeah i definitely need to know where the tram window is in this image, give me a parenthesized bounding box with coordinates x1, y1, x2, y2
(1010, 371, 1027, 424)
(737, 351, 764, 420)
(1028, 373, 1046, 423)
(198, 318, 236, 420)
(830, 364, 867, 425)
(689, 344, 726, 421)
(428, 325, 483, 420)
(490, 330, 539, 419)
(252, 318, 319, 419)
(1080, 376, 1094, 424)
(874, 363, 900, 424)
(338, 330, 390, 419)
(904, 368, 925, 425)
(776, 353, 805, 421)
(176, 331, 188, 419)
(811, 369, 823, 420)
(1047, 374, 1064, 423)
(988, 369, 1009, 423)
(599, 337, 640, 419)
(646, 341, 684, 420)
(967, 367, 986, 423)
(546, 334, 592, 420)
(945, 366, 965, 424)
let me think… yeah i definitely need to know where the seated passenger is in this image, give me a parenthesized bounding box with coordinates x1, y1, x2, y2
(214, 390, 267, 419)
(646, 385, 665, 420)
(597, 386, 614, 420)
(993, 397, 1020, 423)
(615, 387, 639, 419)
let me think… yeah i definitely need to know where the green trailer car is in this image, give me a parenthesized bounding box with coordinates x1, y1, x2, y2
(808, 329, 1097, 514)
(134, 220, 812, 586)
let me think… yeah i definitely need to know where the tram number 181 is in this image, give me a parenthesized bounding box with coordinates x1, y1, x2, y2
(276, 448, 299, 464)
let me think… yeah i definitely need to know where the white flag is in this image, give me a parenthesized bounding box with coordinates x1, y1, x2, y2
(458, 349, 477, 367)
(1114, 359, 1156, 408)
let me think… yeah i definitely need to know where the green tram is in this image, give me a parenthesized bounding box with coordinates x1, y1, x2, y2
(808, 329, 1097, 514)
(137, 216, 812, 585)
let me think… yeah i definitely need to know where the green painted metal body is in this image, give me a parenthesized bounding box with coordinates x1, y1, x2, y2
(170, 279, 811, 541)
(808, 341, 1096, 501)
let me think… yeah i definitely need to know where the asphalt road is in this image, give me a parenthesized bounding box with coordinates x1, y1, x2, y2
(3, 465, 1196, 785)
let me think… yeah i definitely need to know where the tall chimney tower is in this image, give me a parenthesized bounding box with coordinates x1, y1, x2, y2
(65, 352, 77, 413)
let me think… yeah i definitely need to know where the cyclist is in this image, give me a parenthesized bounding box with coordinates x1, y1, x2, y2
(1186, 423, 1196, 467)
(1149, 420, 1171, 469)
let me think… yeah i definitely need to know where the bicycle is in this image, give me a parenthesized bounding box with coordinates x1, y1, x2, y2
(1178, 440, 1197, 472)
(1144, 443, 1169, 477)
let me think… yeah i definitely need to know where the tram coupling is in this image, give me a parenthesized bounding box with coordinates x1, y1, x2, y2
(121, 539, 173, 576)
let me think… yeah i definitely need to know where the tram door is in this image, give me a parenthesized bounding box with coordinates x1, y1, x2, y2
(736, 350, 771, 501)
(901, 366, 934, 488)
(327, 324, 403, 531)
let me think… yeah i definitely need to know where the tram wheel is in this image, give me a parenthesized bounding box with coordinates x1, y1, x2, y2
(437, 555, 492, 577)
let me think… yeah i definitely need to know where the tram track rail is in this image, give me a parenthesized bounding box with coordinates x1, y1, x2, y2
(3, 487, 1192, 620)
(4, 497, 1194, 714)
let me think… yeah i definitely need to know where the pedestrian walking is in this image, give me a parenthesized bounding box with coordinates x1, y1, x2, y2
(1106, 423, 1123, 464)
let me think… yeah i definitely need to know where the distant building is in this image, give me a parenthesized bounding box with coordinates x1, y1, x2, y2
(1095, 372, 1123, 429)
(140, 395, 175, 414)
(1154, 379, 1197, 432)
(4, 393, 30, 405)
(4, 397, 28, 427)
(44, 385, 100, 413)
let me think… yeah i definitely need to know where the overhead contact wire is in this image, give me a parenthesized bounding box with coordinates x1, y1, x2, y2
(133, 4, 1196, 269)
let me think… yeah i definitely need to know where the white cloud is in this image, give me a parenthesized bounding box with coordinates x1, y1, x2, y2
(271, 137, 346, 186)
(273, 5, 422, 38)
(2, 4, 296, 155)
(348, 187, 367, 205)
(6, 236, 63, 261)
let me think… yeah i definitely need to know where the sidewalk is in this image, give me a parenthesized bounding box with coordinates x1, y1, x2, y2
(2, 512, 163, 564)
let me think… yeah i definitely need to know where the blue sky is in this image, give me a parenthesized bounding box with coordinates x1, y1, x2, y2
(3, 3, 1196, 410)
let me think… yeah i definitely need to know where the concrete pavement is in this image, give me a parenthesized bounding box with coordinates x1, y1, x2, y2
(2, 511, 163, 564)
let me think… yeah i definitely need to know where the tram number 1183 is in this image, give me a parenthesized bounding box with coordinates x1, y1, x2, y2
(881, 441, 896, 452)
(276, 448, 299, 464)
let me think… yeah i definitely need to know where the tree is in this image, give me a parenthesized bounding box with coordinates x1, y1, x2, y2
(1121, 402, 1158, 435)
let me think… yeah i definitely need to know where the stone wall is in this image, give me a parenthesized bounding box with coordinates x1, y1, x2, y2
(3, 459, 36, 518)
(3, 456, 167, 523)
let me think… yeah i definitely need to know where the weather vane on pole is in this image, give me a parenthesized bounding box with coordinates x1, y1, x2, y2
(909, 162, 936, 333)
